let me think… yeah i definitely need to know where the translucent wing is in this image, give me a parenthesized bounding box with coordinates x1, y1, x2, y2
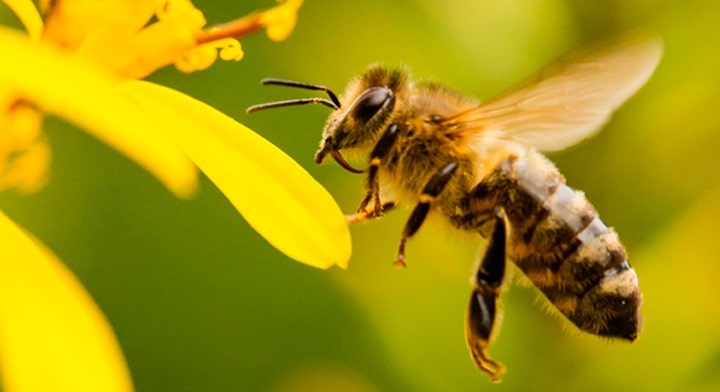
(450, 32, 662, 152)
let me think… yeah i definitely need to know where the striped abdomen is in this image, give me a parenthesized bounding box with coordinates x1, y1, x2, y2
(457, 150, 642, 340)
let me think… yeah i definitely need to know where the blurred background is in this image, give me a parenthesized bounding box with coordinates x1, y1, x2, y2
(2, 0, 720, 390)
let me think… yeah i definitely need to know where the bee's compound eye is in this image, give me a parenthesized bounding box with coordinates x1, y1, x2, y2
(353, 87, 394, 123)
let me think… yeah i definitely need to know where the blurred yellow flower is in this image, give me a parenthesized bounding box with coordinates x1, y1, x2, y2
(0, 211, 133, 392)
(0, 0, 351, 390)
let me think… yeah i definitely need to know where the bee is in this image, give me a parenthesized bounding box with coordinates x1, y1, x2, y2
(248, 33, 662, 382)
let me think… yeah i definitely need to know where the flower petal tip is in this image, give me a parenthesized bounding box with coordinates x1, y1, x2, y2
(335, 258, 349, 270)
(291, 222, 351, 271)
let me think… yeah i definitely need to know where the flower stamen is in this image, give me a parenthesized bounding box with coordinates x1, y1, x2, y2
(174, 1, 302, 74)
(0, 96, 48, 193)
(195, 13, 263, 46)
(195, 0, 303, 45)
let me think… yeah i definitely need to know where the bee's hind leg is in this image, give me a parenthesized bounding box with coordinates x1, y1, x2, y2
(466, 209, 508, 383)
(395, 161, 459, 267)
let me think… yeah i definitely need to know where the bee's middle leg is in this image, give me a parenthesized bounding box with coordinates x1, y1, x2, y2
(466, 209, 507, 383)
(395, 161, 459, 267)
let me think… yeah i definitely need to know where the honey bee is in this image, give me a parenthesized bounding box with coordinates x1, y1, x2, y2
(248, 33, 662, 382)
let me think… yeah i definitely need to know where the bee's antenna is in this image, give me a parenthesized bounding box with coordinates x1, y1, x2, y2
(246, 78, 342, 114)
(261, 78, 341, 108)
(246, 97, 339, 113)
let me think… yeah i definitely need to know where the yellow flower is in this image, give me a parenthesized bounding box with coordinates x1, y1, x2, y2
(0, 0, 350, 268)
(0, 0, 351, 390)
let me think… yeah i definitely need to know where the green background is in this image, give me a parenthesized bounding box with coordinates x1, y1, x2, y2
(2, 0, 720, 390)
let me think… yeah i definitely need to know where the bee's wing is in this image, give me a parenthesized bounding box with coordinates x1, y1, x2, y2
(455, 32, 662, 152)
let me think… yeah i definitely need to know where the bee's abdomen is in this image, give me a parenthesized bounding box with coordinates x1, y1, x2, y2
(459, 151, 642, 340)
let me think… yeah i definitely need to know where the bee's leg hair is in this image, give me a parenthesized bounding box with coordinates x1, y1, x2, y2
(357, 124, 401, 217)
(466, 209, 507, 383)
(395, 161, 459, 267)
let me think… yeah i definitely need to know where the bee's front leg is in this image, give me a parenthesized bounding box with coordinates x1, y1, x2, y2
(345, 201, 396, 225)
(356, 124, 401, 217)
(466, 209, 507, 383)
(395, 161, 459, 267)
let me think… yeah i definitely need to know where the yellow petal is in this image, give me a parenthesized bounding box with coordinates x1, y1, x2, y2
(78, 0, 205, 79)
(0, 27, 198, 197)
(119, 80, 352, 269)
(0, 211, 133, 392)
(91, 16, 199, 79)
(2, 0, 43, 41)
(41, 0, 159, 51)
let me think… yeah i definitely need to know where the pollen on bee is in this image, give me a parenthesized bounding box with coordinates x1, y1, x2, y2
(523, 268, 557, 288)
(419, 194, 434, 203)
(552, 296, 579, 314)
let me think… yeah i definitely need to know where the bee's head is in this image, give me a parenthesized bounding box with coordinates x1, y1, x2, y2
(247, 65, 408, 173)
(315, 65, 408, 170)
